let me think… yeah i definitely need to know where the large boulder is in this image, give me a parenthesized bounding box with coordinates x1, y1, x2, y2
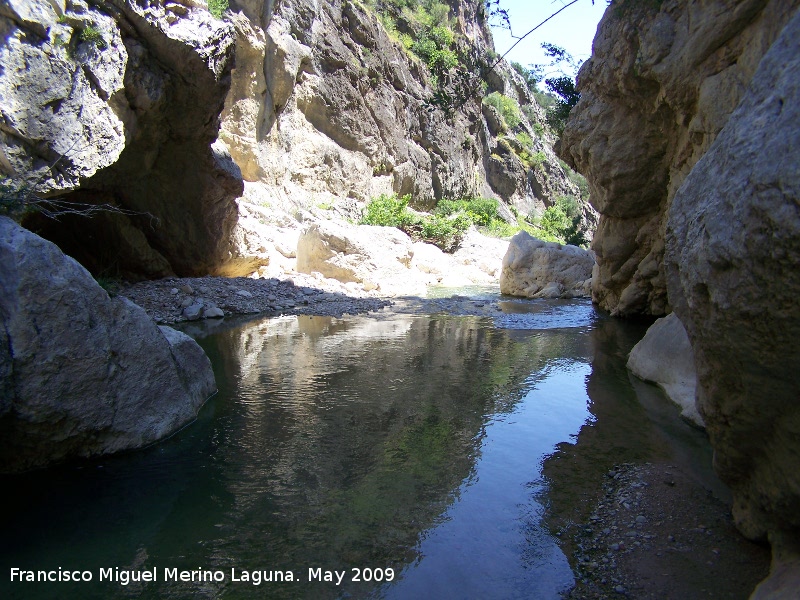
(500, 230, 594, 299)
(627, 313, 701, 427)
(0, 0, 242, 278)
(0, 218, 216, 472)
(558, 0, 800, 316)
(664, 6, 800, 592)
(297, 220, 428, 296)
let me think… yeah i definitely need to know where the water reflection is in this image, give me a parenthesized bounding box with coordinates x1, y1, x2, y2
(0, 301, 703, 600)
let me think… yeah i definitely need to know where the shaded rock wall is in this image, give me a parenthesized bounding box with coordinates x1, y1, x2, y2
(558, 0, 799, 316)
(664, 9, 800, 547)
(0, 217, 216, 472)
(0, 0, 242, 278)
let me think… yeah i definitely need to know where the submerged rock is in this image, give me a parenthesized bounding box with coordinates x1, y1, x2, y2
(499, 230, 594, 299)
(627, 313, 701, 427)
(0, 218, 216, 472)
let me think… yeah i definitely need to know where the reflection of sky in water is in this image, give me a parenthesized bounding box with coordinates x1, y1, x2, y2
(382, 362, 590, 599)
(494, 299, 598, 330)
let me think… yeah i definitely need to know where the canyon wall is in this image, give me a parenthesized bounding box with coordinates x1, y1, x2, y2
(1, 0, 243, 279)
(562, 0, 800, 594)
(1, 0, 589, 281)
(559, 0, 799, 317)
(220, 0, 580, 222)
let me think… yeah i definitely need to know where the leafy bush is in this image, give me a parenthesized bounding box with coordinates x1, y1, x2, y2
(533, 196, 588, 246)
(515, 132, 533, 149)
(360, 194, 469, 252)
(360, 194, 416, 228)
(435, 197, 499, 227)
(483, 92, 521, 129)
(530, 150, 547, 169)
(79, 25, 106, 49)
(208, 0, 229, 18)
(544, 76, 580, 135)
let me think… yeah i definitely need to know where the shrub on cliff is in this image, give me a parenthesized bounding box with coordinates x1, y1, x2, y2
(483, 92, 521, 129)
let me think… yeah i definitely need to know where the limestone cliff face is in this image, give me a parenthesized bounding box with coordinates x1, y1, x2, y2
(0, 0, 242, 278)
(664, 8, 800, 548)
(565, 0, 800, 592)
(220, 0, 581, 221)
(558, 0, 799, 316)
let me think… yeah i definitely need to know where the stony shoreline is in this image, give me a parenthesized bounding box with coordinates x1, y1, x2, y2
(118, 274, 393, 323)
(557, 462, 770, 599)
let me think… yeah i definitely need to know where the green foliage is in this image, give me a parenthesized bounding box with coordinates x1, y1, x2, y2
(360, 193, 416, 228)
(530, 150, 547, 168)
(544, 76, 580, 135)
(79, 25, 106, 49)
(515, 132, 533, 149)
(533, 196, 589, 247)
(483, 92, 521, 129)
(532, 90, 557, 111)
(208, 0, 229, 19)
(435, 197, 499, 227)
(360, 194, 470, 252)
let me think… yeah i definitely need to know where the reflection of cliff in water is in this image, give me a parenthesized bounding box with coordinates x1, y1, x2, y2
(542, 315, 721, 541)
(194, 313, 590, 598)
(0, 304, 618, 600)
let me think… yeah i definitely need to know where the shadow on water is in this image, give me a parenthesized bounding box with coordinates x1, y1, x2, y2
(0, 299, 719, 599)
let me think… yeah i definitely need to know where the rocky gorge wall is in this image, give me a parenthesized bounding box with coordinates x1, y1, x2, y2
(1, 0, 243, 279)
(561, 0, 800, 594)
(1, 0, 590, 281)
(220, 0, 581, 222)
(559, 0, 799, 317)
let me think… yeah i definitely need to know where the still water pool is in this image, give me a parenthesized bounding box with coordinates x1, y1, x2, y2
(0, 299, 710, 599)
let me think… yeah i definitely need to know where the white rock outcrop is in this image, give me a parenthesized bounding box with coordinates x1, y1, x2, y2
(500, 230, 594, 299)
(297, 220, 428, 296)
(627, 313, 702, 427)
(0, 218, 216, 472)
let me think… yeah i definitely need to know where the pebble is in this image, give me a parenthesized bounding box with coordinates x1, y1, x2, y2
(179, 284, 193, 294)
(615, 585, 626, 594)
(182, 303, 203, 321)
(236, 289, 254, 298)
(635, 515, 646, 524)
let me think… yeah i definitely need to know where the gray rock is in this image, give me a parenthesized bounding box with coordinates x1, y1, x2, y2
(182, 303, 204, 321)
(204, 305, 225, 319)
(236, 289, 253, 298)
(2, 0, 242, 279)
(558, 0, 797, 316)
(0, 218, 216, 472)
(500, 230, 595, 299)
(665, 8, 800, 591)
(627, 313, 702, 427)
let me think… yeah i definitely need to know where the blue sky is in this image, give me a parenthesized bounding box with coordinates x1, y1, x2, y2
(488, 0, 608, 77)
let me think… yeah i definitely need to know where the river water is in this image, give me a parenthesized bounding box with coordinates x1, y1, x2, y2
(0, 298, 714, 599)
